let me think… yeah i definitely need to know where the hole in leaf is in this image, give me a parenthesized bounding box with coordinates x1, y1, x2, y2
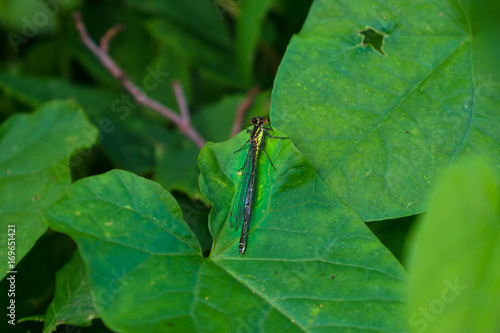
(358, 28, 386, 56)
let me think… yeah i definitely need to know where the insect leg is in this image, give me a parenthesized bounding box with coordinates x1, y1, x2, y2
(263, 129, 289, 140)
(234, 139, 250, 153)
(262, 147, 277, 171)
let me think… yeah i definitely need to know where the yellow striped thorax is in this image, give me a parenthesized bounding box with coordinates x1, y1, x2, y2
(250, 117, 267, 148)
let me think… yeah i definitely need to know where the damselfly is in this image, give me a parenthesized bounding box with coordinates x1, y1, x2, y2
(229, 117, 288, 254)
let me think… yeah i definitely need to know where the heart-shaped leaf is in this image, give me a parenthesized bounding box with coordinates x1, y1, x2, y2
(43, 128, 407, 331)
(0, 100, 97, 280)
(43, 170, 202, 332)
(271, 0, 500, 221)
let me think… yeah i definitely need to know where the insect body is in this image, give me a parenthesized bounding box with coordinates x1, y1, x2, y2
(229, 117, 288, 254)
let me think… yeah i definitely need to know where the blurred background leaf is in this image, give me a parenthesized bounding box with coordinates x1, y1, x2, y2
(405, 156, 500, 333)
(42, 251, 97, 332)
(0, 101, 97, 280)
(0, 74, 171, 174)
(236, 0, 274, 86)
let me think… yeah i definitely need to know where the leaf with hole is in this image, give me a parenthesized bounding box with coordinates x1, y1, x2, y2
(271, 0, 500, 221)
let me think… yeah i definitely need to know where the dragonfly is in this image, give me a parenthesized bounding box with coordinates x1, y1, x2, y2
(229, 117, 288, 254)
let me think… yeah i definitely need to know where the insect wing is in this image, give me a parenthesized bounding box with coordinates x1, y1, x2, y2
(229, 147, 254, 230)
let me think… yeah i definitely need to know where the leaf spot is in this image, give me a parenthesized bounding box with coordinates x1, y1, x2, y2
(358, 28, 386, 56)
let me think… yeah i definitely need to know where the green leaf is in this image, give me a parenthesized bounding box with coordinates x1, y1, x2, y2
(18, 315, 45, 323)
(406, 157, 500, 333)
(0, 73, 172, 174)
(0, 0, 55, 36)
(43, 252, 97, 333)
(154, 142, 205, 203)
(236, 0, 274, 85)
(142, 44, 192, 110)
(0, 100, 98, 280)
(146, 19, 240, 88)
(126, 0, 231, 48)
(271, 0, 500, 221)
(1, 231, 76, 333)
(43, 134, 406, 331)
(200, 132, 406, 333)
(43, 170, 202, 332)
(192, 94, 246, 142)
(175, 194, 212, 256)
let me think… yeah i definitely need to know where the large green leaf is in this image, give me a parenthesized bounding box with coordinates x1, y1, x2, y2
(43, 170, 202, 332)
(0, 100, 98, 280)
(406, 157, 500, 333)
(271, 0, 500, 221)
(201, 128, 407, 331)
(43, 130, 406, 331)
(43, 251, 97, 333)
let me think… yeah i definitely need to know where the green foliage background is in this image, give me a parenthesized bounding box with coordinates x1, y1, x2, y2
(0, 0, 499, 332)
